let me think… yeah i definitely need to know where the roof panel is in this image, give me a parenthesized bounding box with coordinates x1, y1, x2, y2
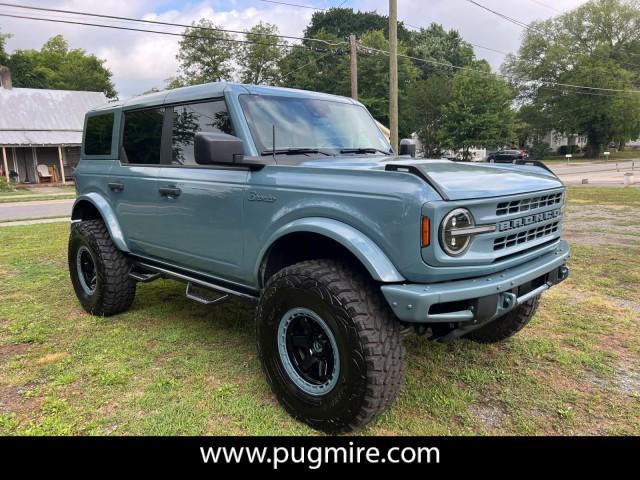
(0, 130, 82, 146)
(0, 88, 108, 132)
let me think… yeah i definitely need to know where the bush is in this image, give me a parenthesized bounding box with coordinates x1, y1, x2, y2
(530, 141, 552, 160)
(558, 145, 581, 155)
(0, 176, 15, 192)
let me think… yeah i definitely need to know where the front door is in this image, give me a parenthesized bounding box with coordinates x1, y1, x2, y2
(154, 99, 248, 283)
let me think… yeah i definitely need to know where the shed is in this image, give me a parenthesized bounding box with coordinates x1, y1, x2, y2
(0, 78, 108, 185)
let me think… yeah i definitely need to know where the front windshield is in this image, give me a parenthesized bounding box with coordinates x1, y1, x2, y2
(239, 94, 392, 155)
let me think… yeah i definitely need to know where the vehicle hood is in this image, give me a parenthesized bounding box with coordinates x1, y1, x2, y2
(295, 157, 564, 201)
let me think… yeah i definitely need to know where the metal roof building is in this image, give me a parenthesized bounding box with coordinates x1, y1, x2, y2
(0, 84, 108, 185)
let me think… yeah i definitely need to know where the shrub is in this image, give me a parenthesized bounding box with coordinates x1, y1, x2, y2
(0, 176, 15, 192)
(530, 141, 552, 160)
(558, 145, 581, 155)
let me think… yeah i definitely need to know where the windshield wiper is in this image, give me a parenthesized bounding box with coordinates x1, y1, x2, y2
(339, 147, 392, 155)
(260, 148, 334, 156)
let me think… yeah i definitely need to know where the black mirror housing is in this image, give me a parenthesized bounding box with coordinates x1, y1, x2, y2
(399, 138, 416, 157)
(194, 132, 244, 165)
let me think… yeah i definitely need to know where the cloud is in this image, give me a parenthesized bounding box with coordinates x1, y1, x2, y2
(1, 0, 588, 98)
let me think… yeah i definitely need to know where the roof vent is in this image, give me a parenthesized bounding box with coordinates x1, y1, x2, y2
(0, 65, 12, 90)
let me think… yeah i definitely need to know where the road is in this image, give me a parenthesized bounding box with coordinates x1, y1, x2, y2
(549, 160, 639, 186)
(0, 198, 74, 222)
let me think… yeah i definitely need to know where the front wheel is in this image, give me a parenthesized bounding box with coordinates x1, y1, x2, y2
(256, 259, 406, 433)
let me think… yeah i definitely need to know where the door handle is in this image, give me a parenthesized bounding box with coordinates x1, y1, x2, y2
(108, 182, 124, 192)
(159, 186, 181, 198)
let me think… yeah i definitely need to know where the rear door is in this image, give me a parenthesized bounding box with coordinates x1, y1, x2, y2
(109, 107, 166, 257)
(154, 99, 248, 282)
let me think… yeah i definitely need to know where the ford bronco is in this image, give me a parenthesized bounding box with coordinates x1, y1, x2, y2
(69, 82, 569, 433)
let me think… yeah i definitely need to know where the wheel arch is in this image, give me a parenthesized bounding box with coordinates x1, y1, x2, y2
(257, 217, 404, 287)
(71, 193, 129, 253)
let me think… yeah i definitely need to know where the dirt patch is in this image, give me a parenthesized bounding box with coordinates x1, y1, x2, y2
(0, 343, 30, 365)
(615, 361, 640, 396)
(563, 204, 640, 247)
(468, 402, 508, 430)
(0, 384, 41, 415)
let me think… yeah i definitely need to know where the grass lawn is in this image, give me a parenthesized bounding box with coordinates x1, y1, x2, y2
(0, 195, 76, 204)
(0, 187, 638, 435)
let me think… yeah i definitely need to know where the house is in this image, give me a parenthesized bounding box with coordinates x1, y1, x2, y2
(0, 68, 108, 185)
(541, 130, 587, 152)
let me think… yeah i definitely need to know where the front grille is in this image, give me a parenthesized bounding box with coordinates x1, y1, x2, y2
(496, 192, 563, 216)
(494, 221, 560, 250)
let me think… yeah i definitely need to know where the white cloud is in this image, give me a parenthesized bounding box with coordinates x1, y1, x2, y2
(1, 0, 588, 98)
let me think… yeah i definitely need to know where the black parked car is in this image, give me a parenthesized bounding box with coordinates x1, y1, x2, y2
(487, 149, 527, 163)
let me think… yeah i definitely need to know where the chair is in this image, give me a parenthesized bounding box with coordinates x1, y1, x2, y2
(37, 164, 53, 183)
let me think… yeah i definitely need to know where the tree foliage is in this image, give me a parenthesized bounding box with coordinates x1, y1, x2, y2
(1, 34, 116, 97)
(441, 62, 515, 159)
(172, 19, 237, 87)
(238, 23, 285, 85)
(503, 0, 640, 157)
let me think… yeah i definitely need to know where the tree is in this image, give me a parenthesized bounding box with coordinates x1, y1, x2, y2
(407, 23, 475, 79)
(0, 29, 10, 65)
(405, 75, 453, 157)
(3, 34, 116, 97)
(441, 62, 516, 159)
(503, 0, 640, 157)
(304, 8, 412, 44)
(173, 19, 237, 86)
(238, 23, 285, 85)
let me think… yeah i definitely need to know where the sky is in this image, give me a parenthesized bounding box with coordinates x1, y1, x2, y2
(0, 0, 589, 98)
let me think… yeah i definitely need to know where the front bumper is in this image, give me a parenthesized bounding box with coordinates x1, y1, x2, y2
(381, 240, 570, 323)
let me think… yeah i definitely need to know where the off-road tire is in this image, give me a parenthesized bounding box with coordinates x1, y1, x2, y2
(464, 295, 540, 343)
(256, 259, 406, 433)
(68, 219, 136, 316)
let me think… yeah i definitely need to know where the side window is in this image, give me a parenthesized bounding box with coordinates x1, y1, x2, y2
(122, 108, 164, 165)
(84, 113, 114, 156)
(170, 100, 233, 165)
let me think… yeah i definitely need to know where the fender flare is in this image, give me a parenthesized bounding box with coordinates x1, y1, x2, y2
(71, 193, 129, 252)
(256, 217, 405, 283)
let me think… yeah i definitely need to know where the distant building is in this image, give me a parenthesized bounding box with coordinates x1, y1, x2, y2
(541, 131, 587, 152)
(0, 70, 108, 184)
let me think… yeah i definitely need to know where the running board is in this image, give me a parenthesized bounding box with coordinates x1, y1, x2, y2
(186, 282, 229, 305)
(130, 260, 259, 302)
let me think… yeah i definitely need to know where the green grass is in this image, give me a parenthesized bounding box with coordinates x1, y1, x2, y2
(1, 188, 639, 435)
(0, 195, 76, 204)
(566, 186, 640, 207)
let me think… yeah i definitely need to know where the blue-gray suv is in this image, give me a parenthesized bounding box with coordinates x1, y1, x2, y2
(68, 82, 569, 433)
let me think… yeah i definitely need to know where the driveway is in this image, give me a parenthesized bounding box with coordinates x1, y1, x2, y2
(0, 198, 74, 222)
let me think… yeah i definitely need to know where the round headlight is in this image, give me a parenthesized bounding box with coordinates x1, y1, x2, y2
(440, 208, 474, 256)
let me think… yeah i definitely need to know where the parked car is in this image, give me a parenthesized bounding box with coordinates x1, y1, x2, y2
(487, 149, 527, 162)
(69, 82, 569, 433)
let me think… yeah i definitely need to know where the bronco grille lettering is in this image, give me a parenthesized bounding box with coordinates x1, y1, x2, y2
(497, 208, 561, 232)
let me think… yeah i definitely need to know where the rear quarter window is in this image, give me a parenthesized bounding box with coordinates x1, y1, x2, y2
(84, 113, 114, 156)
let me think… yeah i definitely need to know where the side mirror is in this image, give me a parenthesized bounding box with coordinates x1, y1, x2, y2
(399, 138, 416, 157)
(194, 132, 244, 165)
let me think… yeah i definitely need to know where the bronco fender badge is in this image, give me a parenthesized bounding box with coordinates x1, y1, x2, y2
(248, 191, 277, 203)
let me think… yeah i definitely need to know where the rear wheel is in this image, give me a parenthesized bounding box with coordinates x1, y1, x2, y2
(68, 219, 136, 316)
(465, 295, 540, 343)
(256, 259, 405, 433)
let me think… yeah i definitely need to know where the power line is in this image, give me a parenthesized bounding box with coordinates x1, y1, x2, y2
(403, 21, 511, 56)
(281, 50, 341, 79)
(358, 43, 640, 94)
(0, 2, 344, 46)
(257, 0, 324, 11)
(527, 0, 563, 14)
(0, 12, 340, 52)
(464, 0, 541, 32)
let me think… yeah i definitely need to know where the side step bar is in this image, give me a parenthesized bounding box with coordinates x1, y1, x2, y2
(128, 261, 259, 303)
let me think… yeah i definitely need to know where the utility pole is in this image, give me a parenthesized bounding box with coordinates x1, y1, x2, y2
(389, 0, 398, 153)
(350, 34, 358, 100)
